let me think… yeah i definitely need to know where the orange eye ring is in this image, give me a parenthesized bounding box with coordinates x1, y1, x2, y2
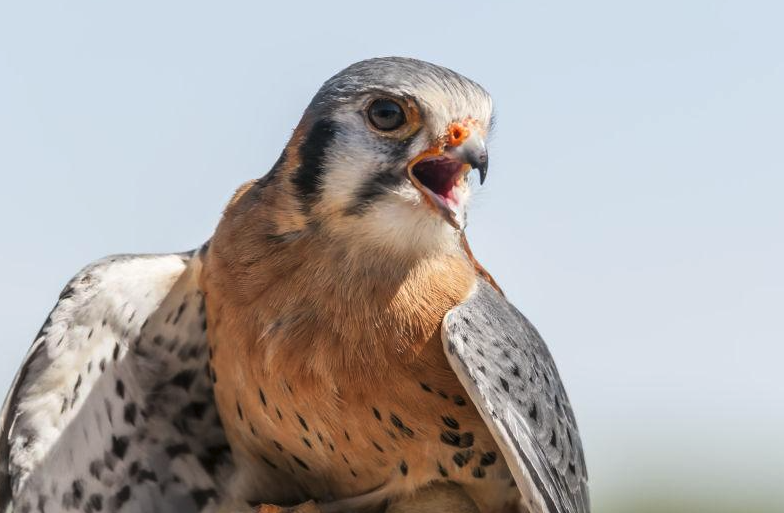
(446, 122, 470, 147)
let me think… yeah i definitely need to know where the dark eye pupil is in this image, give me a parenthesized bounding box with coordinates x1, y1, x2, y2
(368, 99, 406, 131)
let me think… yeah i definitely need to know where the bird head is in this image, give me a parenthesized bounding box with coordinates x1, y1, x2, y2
(276, 57, 493, 257)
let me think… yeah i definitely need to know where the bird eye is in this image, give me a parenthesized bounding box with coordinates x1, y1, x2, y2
(367, 98, 406, 131)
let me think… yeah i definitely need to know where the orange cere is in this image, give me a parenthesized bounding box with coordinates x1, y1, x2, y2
(446, 122, 470, 147)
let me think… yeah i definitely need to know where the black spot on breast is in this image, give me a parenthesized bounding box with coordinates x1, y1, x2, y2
(420, 382, 432, 393)
(276, 407, 283, 420)
(296, 413, 309, 431)
(292, 119, 337, 205)
(480, 451, 497, 466)
(550, 430, 557, 448)
(344, 430, 351, 442)
(302, 437, 312, 449)
(292, 455, 310, 471)
(453, 395, 467, 406)
(442, 416, 460, 430)
(472, 466, 486, 478)
(111, 436, 129, 459)
(372, 441, 384, 453)
(273, 440, 283, 452)
(258, 388, 267, 407)
(399, 460, 408, 476)
(236, 402, 244, 420)
(372, 407, 381, 421)
(452, 449, 474, 467)
(390, 414, 414, 437)
(440, 431, 460, 446)
(261, 455, 278, 469)
(115, 380, 124, 399)
(459, 432, 474, 448)
(112, 343, 120, 361)
(350, 468, 358, 478)
(438, 462, 449, 477)
(500, 377, 510, 393)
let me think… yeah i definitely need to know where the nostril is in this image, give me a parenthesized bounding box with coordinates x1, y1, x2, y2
(447, 123, 469, 147)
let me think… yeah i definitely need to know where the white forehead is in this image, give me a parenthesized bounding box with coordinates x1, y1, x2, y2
(310, 57, 493, 132)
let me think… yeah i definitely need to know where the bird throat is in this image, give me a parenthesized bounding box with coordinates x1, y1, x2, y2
(200, 177, 477, 385)
(199, 177, 483, 506)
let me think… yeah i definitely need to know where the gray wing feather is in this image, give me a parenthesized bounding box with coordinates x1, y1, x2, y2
(442, 279, 589, 513)
(0, 250, 232, 512)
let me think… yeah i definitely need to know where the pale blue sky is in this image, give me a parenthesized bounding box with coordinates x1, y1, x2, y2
(1, 1, 782, 510)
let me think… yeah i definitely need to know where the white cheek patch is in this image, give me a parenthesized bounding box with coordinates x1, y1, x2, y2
(317, 110, 398, 216)
(355, 182, 465, 256)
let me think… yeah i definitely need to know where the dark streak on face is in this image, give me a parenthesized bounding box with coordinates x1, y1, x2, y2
(292, 119, 338, 209)
(344, 168, 404, 216)
(343, 130, 417, 216)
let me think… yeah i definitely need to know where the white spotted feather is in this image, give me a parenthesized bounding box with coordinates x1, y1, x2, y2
(442, 279, 590, 513)
(0, 251, 233, 513)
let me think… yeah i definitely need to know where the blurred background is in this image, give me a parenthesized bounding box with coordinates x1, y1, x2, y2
(1, 1, 782, 511)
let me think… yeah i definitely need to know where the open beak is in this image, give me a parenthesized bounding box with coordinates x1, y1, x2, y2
(406, 120, 489, 228)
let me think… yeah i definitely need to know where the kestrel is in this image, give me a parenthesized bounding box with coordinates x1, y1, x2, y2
(0, 57, 589, 513)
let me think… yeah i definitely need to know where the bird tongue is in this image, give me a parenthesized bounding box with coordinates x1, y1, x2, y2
(411, 157, 463, 201)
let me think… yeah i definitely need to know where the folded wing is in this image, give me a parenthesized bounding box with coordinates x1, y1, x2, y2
(0, 251, 232, 513)
(442, 279, 589, 513)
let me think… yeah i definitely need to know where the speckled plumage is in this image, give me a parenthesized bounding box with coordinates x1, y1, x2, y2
(1, 57, 588, 513)
(444, 280, 589, 513)
(0, 252, 232, 513)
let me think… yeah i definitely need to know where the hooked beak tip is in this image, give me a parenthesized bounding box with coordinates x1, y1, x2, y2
(470, 153, 489, 185)
(444, 122, 489, 185)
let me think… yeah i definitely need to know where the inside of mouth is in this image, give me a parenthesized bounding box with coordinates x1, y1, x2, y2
(411, 157, 463, 201)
